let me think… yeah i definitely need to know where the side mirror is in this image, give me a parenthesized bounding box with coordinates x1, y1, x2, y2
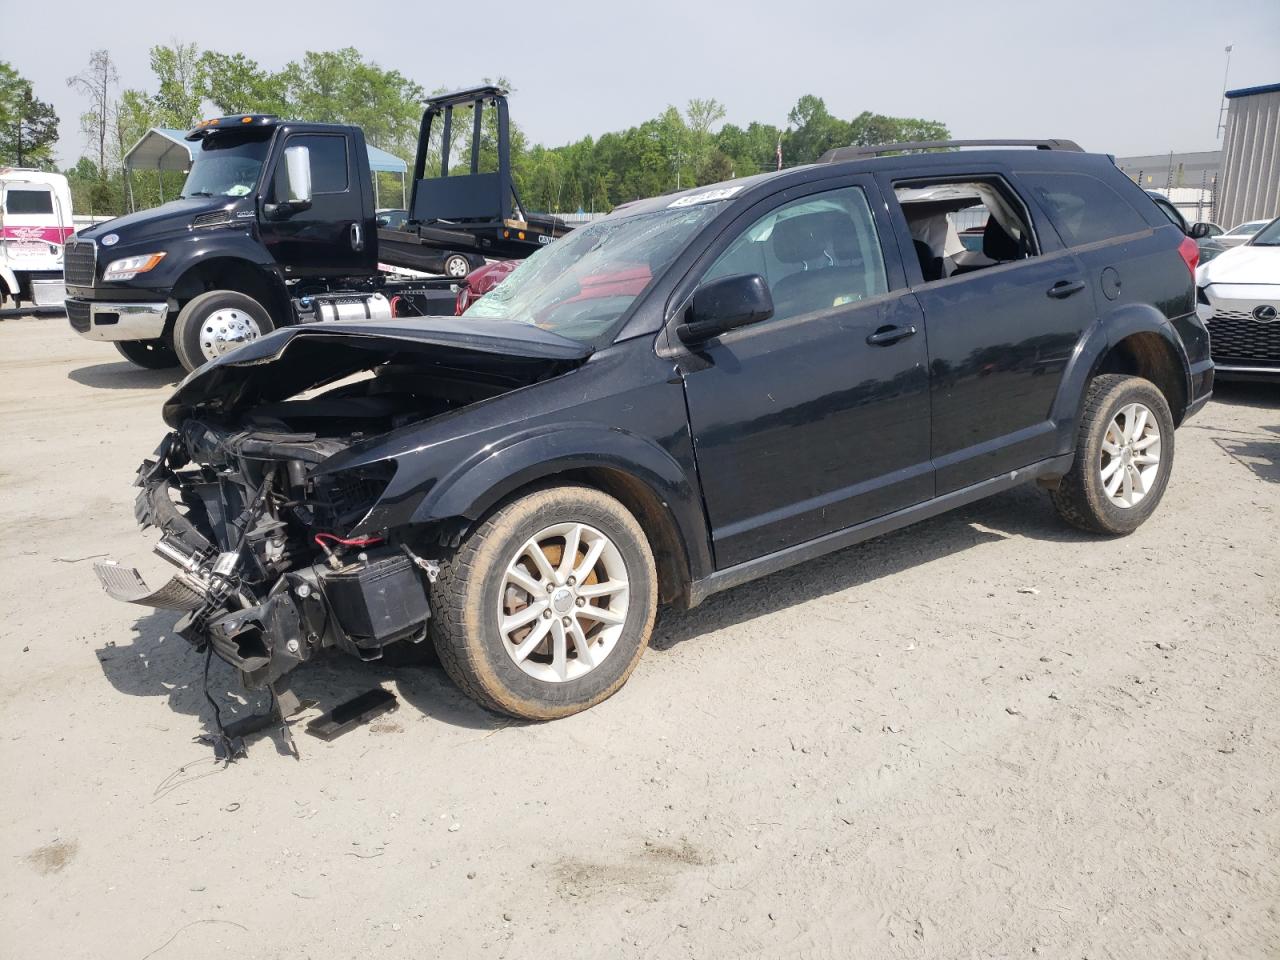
(677, 273, 774, 345)
(264, 145, 312, 219)
(284, 145, 312, 206)
(1188, 221, 1212, 240)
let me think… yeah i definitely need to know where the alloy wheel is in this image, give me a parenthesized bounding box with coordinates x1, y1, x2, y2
(497, 522, 630, 683)
(1100, 402, 1161, 508)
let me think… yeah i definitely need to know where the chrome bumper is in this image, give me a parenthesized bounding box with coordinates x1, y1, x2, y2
(69, 299, 169, 341)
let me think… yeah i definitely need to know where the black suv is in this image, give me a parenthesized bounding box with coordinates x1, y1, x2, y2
(96, 138, 1213, 725)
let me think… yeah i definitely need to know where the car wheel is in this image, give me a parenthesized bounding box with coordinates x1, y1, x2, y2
(113, 338, 180, 369)
(444, 254, 471, 279)
(173, 290, 275, 372)
(430, 484, 657, 720)
(1050, 374, 1175, 535)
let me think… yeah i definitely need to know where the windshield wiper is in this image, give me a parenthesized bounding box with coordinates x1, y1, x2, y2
(183, 191, 214, 198)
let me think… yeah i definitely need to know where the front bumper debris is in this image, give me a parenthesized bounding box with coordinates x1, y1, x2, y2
(94, 428, 434, 690)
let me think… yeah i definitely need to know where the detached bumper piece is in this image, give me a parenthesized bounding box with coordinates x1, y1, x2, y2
(94, 560, 206, 611)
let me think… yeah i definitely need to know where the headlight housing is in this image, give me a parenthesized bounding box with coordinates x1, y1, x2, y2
(102, 252, 166, 282)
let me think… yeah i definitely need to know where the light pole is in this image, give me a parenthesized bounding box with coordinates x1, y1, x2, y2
(1216, 44, 1234, 140)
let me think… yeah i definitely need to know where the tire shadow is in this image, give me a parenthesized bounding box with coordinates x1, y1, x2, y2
(67, 361, 182, 390)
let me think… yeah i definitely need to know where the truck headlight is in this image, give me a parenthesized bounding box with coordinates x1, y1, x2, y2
(102, 252, 166, 282)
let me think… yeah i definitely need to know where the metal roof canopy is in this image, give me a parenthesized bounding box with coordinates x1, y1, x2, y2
(123, 127, 408, 174)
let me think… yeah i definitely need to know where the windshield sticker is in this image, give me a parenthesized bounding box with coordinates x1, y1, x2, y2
(667, 185, 744, 208)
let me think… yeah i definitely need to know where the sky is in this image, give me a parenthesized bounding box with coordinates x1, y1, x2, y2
(5, 0, 1278, 168)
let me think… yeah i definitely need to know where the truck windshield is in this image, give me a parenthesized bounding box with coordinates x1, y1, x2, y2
(180, 134, 272, 199)
(465, 202, 729, 342)
(1249, 218, 1280, 246)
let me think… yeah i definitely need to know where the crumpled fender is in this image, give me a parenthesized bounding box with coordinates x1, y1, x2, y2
(404, 421, 713, 580)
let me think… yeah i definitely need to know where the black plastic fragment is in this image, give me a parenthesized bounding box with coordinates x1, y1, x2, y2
(306, 688, 398, 741)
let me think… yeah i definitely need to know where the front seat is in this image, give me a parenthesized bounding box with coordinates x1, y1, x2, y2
(769, 212, 864, 316)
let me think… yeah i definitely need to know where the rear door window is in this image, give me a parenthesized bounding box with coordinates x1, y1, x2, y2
(4, 188, 54, 215)
(1018, 172, 1149, 246)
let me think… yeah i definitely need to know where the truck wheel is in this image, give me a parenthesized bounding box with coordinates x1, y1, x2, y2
(173, 290, 275, 372)
(113, 338, 179, 369)
(430, 484, 658, 720)
(1050, 374, 1175, 535)
(444, 254, 472, 278)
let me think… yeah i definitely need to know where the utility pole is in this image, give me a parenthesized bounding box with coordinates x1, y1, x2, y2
(1216, 44, 1234, 140)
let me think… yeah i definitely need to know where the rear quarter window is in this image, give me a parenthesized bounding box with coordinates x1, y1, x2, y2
(1018, 171, 1149, 247)
(4, 189, 54, 214)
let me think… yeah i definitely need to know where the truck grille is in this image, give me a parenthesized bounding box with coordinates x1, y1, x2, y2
(66, 299, 91, 333)
(1206, 309, 1280, 363)
(63, 239, 97, 286)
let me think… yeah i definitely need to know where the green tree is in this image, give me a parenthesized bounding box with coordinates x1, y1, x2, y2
(149, 42, 206, 128)
(783, 94, 850, 165)
(0, 62, 60, 168)
(199, 51, 289, 116)
(845, 111, 950, 148)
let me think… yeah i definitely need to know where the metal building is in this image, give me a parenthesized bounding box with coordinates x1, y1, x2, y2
(1215, 82, 1280, 228)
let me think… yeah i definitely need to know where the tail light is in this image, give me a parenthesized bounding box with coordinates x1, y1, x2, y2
(1178, 235, 1199, 276)
(455, 283, 470, 316)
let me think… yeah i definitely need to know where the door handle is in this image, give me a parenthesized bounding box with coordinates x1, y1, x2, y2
(350, 222, 364, 252)
(1047, 279, 1086, 299)
(866, 324, 917, 346)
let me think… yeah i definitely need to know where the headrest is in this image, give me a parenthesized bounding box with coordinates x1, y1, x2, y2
(771, 211, 850, 264)
(983, 216, 1020, 261)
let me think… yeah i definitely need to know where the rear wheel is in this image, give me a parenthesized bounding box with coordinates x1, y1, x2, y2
(1050, 374, 1175, 535)
(173, 290, 275, 372)
(430, 485, 657, 720)
(444, 253, 472, 278)
(113, 338, 180, 369)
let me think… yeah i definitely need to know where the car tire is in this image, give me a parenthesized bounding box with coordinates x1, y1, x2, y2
(113, 338, 180, 369)
(430, 484, 658, 720)
(172, 290, 275, 372)
(443, 254, 472, 279)
(1050, 374, 1175, 535)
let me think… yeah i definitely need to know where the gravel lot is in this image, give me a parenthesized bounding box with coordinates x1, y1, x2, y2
(2, 310, 1277, 959)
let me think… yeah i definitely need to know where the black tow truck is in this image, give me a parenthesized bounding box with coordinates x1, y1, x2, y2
(64, 85, 570, 372)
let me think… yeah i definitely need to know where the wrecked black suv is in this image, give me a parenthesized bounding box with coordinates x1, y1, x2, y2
(96, 138, 1213, 722)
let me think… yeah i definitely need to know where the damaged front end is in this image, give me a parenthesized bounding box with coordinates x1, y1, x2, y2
(94, 317, 591, 690)
(96, 425, 434, 688)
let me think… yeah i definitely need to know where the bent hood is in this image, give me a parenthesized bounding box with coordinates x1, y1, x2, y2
(1198, 244, 1280, 286)
(163, 317, 591, 427)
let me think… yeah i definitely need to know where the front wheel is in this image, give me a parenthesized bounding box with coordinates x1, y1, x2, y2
(1050, 374, 1175, 535)
(430, 485, 657, 720)
(114, 338, 180, 369)
(172, 290, 275, 372)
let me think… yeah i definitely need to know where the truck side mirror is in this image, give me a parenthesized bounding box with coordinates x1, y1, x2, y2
(676, 273, 774, 345)
(265, 145, 313, 219)
(284, 145, 312, 207)
(1188, 221, 1212, 240)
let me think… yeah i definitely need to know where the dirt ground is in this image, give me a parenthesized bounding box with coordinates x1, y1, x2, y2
(1, 310, 1277, 960)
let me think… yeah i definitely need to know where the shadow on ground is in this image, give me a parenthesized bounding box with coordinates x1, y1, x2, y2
(96, 484, 1087, 739)
(67, 360, 182, 390)
(96, 608, 500, 747)
(1211, 381, 1280, 410)
(653, 483, 1086, 650)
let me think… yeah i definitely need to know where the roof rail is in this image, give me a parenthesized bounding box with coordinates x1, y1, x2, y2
(820, 138, 1084, 163)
